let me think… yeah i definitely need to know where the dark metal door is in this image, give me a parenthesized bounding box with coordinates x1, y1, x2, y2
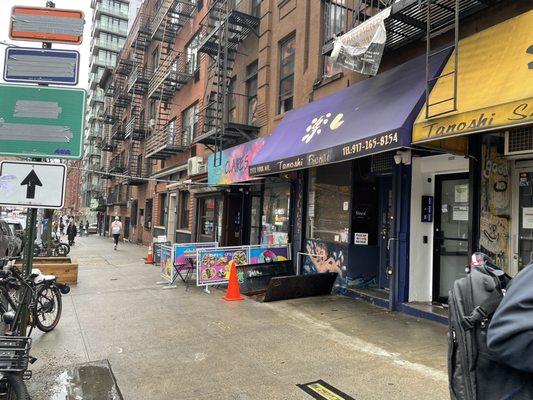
(433, 173, 470, 303)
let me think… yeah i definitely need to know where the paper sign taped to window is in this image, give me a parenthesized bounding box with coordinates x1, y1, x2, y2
(453, 205, 469, 221)
(522, 207, 533, 229)
(354, 232, 369, 245)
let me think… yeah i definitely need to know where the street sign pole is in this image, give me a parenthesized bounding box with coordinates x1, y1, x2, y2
(20, 0, 55, 336)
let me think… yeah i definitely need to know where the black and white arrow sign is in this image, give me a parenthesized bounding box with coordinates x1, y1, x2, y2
(20, 169, 43, 199)
(0, 161, 66, 209)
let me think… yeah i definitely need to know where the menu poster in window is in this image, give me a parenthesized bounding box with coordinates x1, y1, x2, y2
(249, 246, 290, 264)
(454, 184, 468, 203)
(160, 245, 173, 281)
(197, 247, 249, 285)
(522, 208, 533, 229)
(452, 205, 469, 221)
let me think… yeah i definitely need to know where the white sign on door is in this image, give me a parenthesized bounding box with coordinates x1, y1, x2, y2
(522, 207, 533, 229)
(354, 232, 369, 245)
(0, 161, 66, 209)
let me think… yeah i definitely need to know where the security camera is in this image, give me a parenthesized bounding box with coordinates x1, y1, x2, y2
(394, 152, 402, 165)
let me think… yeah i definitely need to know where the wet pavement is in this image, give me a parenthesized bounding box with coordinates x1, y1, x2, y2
(27, 236, 449, 399)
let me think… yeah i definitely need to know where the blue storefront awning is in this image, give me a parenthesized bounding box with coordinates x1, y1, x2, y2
(249, 51, 451, 176)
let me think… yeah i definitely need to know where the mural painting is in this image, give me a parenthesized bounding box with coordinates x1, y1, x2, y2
(479, 142, 511, 271)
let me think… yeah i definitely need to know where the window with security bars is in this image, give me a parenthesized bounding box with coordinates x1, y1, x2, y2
(507, 127, 533, 154)
(371, 152, 394, 174)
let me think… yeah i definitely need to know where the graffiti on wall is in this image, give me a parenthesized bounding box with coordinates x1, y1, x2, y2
(303, 239, 347, 283)
(479, 143, 511, 270)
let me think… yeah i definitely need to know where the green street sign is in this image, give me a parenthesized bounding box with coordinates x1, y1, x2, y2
(0, 83, 86, 159)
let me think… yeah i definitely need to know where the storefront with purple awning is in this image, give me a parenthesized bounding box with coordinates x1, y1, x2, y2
(248, 51, 451, 311)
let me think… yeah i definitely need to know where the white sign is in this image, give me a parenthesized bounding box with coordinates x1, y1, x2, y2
(0, 161, 66, 209)
(354, 232, 369, 245)
(522, 207, 533, 229)
(330, 7, 391, 76)
(455, 184, 469, 203)
(452, 205, 469, 221)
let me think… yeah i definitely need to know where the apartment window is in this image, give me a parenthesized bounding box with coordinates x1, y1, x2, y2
(251, 0, 261, 17)
(322, 0, 349, 76)
(182, 103, 198, 145)
(144, 199, 153, 229)
(151, 47, 160, 71)
(149, 100, 157, 120)
(159, 193, 168, 227)
(186, 32, 201, 74)
(178, 191, 190, 230)
(246, 61, 258, 125)
(166, 118, 176, 143)
(279, 35, 295, 114)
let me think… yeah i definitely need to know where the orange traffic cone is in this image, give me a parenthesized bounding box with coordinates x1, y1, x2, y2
(145, 243, 154, 264)
(223, 260, 244, 301)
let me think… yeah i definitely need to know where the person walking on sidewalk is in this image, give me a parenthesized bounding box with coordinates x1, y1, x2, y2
(111, 217, 122, 250)
(66, 221, 77, 246)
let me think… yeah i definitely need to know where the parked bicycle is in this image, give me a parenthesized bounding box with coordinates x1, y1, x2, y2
(32, 239, 70, 258)
(0, 256, 70, 399)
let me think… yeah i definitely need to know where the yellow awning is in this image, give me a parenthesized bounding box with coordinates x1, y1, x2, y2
(413, 11, 533, 145)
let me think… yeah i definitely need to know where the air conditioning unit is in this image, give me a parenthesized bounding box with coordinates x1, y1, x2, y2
(148, 118, 156, 128)
(187, 156, 206, 176)
(504, 127, 533, 157)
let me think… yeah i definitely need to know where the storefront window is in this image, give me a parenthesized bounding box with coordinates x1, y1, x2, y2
(307, 163, 351, 244)
(261, 179, 291, 245)
(249, 194, 262, 245)
(198, 197, 223, 243)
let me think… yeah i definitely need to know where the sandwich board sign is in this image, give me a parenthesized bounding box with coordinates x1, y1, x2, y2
(0, 83, 86, 159)
(4, 47, 80, 86)
(9, 6, 85, 45)
(0, 161, 67, 209)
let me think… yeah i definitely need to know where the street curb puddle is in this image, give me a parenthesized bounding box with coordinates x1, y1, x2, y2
(49, 359, 123, 400)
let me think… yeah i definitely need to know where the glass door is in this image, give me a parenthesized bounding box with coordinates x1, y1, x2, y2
(433, 173, 470, 303)
(513, 168, 533, 272)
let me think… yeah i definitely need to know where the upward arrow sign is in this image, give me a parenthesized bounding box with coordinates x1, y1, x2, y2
(20, 169, 43, 199)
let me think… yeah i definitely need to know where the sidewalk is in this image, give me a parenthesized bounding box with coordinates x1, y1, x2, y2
(28, 235, 449, 400)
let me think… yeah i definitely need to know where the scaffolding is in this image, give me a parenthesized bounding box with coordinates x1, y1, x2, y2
(196, 0, 260, 166)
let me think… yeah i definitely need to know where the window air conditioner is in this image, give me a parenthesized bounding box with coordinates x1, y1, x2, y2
(504, 127, 533, 157)
(187, 156, 206, 176)
(148, 118, 156, 128)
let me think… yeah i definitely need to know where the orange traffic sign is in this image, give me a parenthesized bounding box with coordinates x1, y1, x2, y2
(9, 6, 85, 44)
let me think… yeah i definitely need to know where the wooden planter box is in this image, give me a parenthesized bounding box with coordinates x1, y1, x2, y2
(15, 257, 78, 285)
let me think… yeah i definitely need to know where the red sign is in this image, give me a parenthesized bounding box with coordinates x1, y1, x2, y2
(9, 6, 85, 44)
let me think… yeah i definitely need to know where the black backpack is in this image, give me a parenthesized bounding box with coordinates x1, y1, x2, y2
(448, 263, 533, 400)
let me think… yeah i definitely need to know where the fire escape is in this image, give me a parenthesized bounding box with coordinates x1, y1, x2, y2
(322, 0, 499, 120)
(145, 0, 197, 160)
(124, 13, 151, 186)
(195, 0, 260, 165)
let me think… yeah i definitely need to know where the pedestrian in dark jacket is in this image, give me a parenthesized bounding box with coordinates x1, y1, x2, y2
(488, 264, 533, 373)
(66, 222, 77, 246)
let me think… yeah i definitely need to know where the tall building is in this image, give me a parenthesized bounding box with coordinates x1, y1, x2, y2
(82, 0, 131, 222)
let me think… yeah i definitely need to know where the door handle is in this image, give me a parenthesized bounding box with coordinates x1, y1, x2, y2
(387, 237, 397, 250)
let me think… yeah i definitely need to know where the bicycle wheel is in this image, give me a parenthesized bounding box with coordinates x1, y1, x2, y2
(34, 285, 62, 332)
(54, 243, 70, 257)
(0, 373, 30, 400)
